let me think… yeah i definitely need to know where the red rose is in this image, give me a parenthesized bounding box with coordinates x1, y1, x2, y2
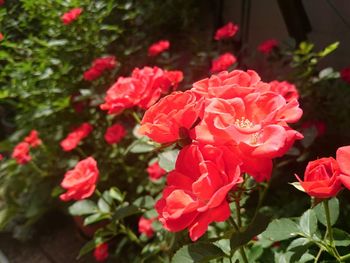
(147, 161, 166, 181)
(83, 56, 116, 81)
(139, 90, 204, 144)
(148, 40, 170, 56)
(83, 67, 102, 81)
(268, 80, 299, 102)
(214, 22, 239, 40)
(60, 123, 93, 151)
(340, 67, 350, 84)
(0, 33, 3, 41)
(104, 124, 126, 144)
(0, 154, 3, 161)
(210, 53, 237, 73)
(164, 70, 184, 88)
(138, 217, 155, 238)
(12, 142, 31, 164)
(60, 157, 99, 201)
(24, 130, 42, 148)
(100, 66, 176, 114)
(296, 157, 341, 198)
(156, 143, 242, 241)
(93, 243, 108, 262)
(258, 39, 279, 54)
(61, 8, 83, 25)
(336, 145, 350, 189)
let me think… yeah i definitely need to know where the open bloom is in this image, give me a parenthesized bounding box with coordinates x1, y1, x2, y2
(148, 40, 170, 56)
(140, 90, 204, 144)
(336, 145, 350, 189)
(24, 130, 42, 147)
(268, 80, 299, 102)
(83, 56, 117, 81)
(147, 161, 167, 181)
(12, 142, 31, 164)
(93, 243, 108, 262)
(258, 39, 279, 54)
(210, 53, 237, 73)
(104, 124, 126, 144)
(214, 22, 238, 40)
(60, 123, 93, 151)
(138, 217, 155, 238)
(60, 157, 99, 201)
(61, 8, 83, 25)
(296, 157, 341, 198)
(100, 66, 182, 115)
(156, 143, 242, 241)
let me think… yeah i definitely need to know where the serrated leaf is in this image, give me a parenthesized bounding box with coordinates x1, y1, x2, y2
(158, 149, 179, 172)
(171, 242, 225, 263)
(261, 218, 299, 241)
(68, 200, 98, 216)
(313, 198, 339, 227)
(299, 210, 317, 236)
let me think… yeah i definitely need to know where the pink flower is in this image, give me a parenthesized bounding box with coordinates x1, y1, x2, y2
(12, 142, 31, 164)
(60, 157, 99, 201)
(93, 243, 108, 262)
(210, 53, 237, 73)
(214, 22, 239, 40)
(156, 143, 242, 241)
(24, 130, 42, 148)
(268, 80, 299, 102)
(164, 70, 184, 88)
(104, 124, 126, 144)
(138, 217, 155, 238)
(147, 161, 166, 181)
(340, 67, 350, 84)
(60, 123, 93, 151)
(258, 39, 279, 54)
(148, 40, 170, 56)
(61, 8, 83, 25)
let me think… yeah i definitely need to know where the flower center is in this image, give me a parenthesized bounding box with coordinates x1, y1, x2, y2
(234, 117, 254, 129)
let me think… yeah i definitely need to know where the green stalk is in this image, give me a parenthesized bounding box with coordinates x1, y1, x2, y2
(323, 200, 334, 246)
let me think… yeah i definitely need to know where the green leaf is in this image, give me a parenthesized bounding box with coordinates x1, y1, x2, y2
(299, 209, 317, 236)
(68, 200, 98, 216)
(113, 205, 140, 221)
(171, 242, 225, 263)
(77, 239, 97, 259)
(318, 42, 339, 57)
(133, 196, 155, 209)
(231, 213, 271, 249)
(287, 237, 309, 251)
(84, 213, 111, 226)
(97, 192, 113, 213)
(128, 139, 155, 153)
(158, 149, 179, 172)
(261, 218, 299, 241)
(313, 198, 339, 227)
(333, 228, 350, 246)
(109, 187, 124, 203)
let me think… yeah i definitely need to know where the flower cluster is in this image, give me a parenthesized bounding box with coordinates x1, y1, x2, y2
(296, 145, 350, 199)
(11, 130, 42, 164)
(83, 56, 117, 81)
(100, 66, 183, 115)
(140, 69, 303, 240)
(60, 123, 93, 151)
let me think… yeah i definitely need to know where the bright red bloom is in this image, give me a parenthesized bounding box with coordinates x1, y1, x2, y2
(156, 143, 242, 241)
(336, 145, 350, 189)
(12, 142, 31, 164)
(140, 90, 204, 144)
(214, 22, 239, 40)
(340, 67, 350, 84)
(147, 161, 167, 181)
(60, 157, 99, 201)
(268, 80, 299, 102)
(104, 124, 126, 144)
(148, 40, 170, 56)
(93, 243, 108, 262)
(0, 0, 4, 6)
(60, 123, 93, 151)
(100, 66, 177, 114)
(138, 217, 155, 238)
(0, 33, 3, 41)
(210, 53, 237, 73)
(296, 157, 341, 198)
(24, 130, 42, 148)
(301, 120, 326, 137)
(258, 39, 279, 54)
(164, 70, 184, 88)
(0, 154, 3, 161)
(61, 8, 83, 25)
(83, 56, 117, 81)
